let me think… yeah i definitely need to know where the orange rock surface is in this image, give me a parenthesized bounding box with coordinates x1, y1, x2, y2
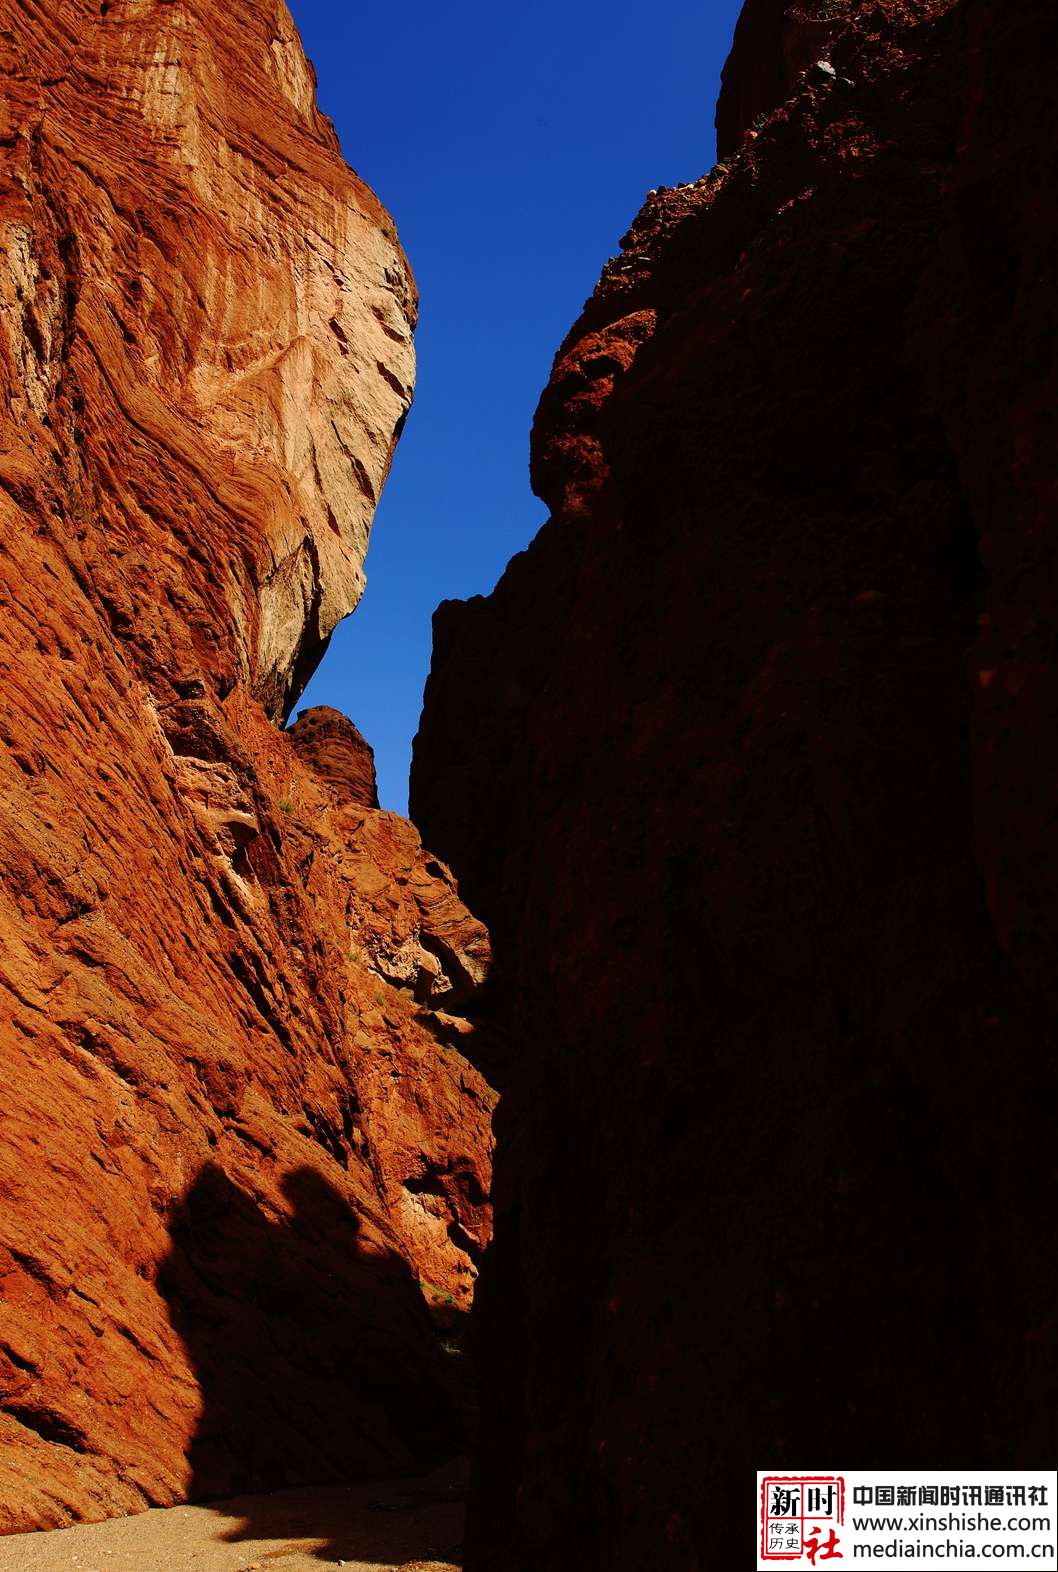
(0, 0, 493, 1534)
(289, 706, 380, 809)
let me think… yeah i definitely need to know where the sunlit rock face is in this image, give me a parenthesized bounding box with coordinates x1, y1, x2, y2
(0, 0, 415, 722)
(413, 0, 1058, 1566)
(0, 0, 495, 1532)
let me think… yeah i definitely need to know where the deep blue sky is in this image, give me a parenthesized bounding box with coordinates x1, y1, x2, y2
(290, 0, 745, 811)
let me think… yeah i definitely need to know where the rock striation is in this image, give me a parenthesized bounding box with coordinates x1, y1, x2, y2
(289, 705, 380, 809)
(0, 0, 415, 725)
(0, 0, 493, 1534)
(412, 0, 1058, 1566)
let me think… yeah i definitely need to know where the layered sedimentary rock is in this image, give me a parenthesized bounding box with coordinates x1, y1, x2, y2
(0, 0, 415, 724)
(0, 0, 493, 1533)
(413, 1, 1058, 1566)
(289, 705, 380, 808)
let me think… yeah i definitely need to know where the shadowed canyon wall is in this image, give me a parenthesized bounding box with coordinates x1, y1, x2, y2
(0, 0, 494, 1532)
(412, 0, 1058, 1566)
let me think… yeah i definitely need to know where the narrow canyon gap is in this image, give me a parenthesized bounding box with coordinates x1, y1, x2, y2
(0, 0, 1055, 1565)
(412, 0, 1058, 1567)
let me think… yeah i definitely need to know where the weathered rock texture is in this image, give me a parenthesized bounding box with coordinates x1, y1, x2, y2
(289, 705, 380, 808)
(0, 0, 493, 1534)
(0, 0, 415, 724)
(412, 1, 1058, 1566)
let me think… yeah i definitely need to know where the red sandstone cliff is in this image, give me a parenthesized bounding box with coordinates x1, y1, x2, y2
(0, 0, 493, 1532)
(412, 1, 1058, 1566)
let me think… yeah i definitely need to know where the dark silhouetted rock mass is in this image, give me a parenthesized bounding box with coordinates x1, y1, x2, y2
(412, 1, 1058, 1566)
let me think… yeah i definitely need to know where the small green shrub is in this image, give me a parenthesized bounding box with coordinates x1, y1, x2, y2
(419, 1280, 456, 1306)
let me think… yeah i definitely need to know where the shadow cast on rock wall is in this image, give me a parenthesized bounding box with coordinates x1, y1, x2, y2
(158, 1164, 462, 1507)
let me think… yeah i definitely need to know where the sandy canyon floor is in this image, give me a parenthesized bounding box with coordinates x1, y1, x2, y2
(0, 1461, 465, 1571)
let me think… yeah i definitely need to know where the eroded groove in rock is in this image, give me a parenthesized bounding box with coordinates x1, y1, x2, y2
(412, 1, 1058, 1566)
(0, 0, 495, 1534)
